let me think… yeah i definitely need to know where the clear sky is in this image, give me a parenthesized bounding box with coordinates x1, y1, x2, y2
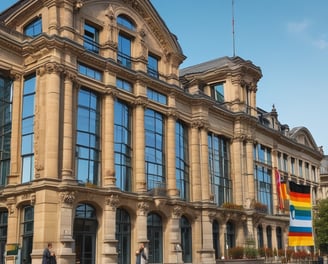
(1, 1, 328, 153)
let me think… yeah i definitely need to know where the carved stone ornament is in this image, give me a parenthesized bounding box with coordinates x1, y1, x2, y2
(106, 194, 120, 210)
(137, 202, 149, 216)
(172, 205, 183, 218)
(60, 191, 75, 205)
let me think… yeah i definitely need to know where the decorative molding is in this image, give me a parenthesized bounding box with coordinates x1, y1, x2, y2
(137, 202, 149, 216)
(172, 205, 183, 218)
(106, 194, 120, 210)
(60, 191, 75, 205)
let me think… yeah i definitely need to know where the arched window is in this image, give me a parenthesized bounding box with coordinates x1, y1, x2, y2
(267, 226, 272, 249)
(116, 208, 131, 264)
(147, 213, 162, 263)
(117, 15, 135, 31)
(73, 204, 98, 264)
(212, 220, 220, 259)
(21, 206, 34, 264)
(257, 225, 264, 248)
(226, 221, 235, 249)
(180, 216, 192, 263)
(23, 17, 42, 37)
(117, 15, 135, 69)
(0, 210, 8, 264)
(276, 227, 283, 249)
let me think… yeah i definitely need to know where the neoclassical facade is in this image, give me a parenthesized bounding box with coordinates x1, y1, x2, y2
(0, 0, 323, 264)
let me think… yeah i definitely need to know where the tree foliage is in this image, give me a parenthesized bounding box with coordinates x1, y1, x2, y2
(314, 198, 328, 254)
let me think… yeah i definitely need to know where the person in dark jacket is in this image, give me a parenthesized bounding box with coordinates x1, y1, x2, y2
(42, 243, 56, 264)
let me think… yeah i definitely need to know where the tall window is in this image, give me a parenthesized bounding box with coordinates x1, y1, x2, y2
(257, 225, 264, 248)
(114, 100, 132, 191)
(176, 121, 189, 200)
(213, 220, 220, 259)
(180, 216, 192, 263)
(147, 213, 163, 263)
(291, 157, 295, 175)
(276, 227, 283, 249)
(211, 83, 224, 103)
(76, 89, 100, 185)
(0, 210, 8, 264)
(254, 165, 272, 214)
(21, 206, 34, 264)
(208, 133, 231, 206)
(84, 22, 99, 53)
(24, 17, 42, 37)
(299, 160, 303, 177)
(267, 226, 272, 249)
(0, 77, 12, 186)
(145, 109, 165, 190)
(118, 34, 132, 68)
(226, 221, 235, 249)
(147, 54, 159, 78)
(116, 208, 131, 264)
(74, 204, 97, 264)
(254, 144, 273, 214)
(21, 75, 36, 183)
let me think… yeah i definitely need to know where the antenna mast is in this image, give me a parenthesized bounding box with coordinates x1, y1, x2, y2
(232, 0, 236, 57)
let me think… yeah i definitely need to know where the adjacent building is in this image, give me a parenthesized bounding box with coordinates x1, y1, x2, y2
(0, 0, 323, 263)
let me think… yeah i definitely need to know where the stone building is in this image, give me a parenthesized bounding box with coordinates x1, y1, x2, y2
(0, 0, 323, 263)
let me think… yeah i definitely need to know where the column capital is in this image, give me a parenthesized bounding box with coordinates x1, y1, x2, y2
(105, 194, 120, 210)
(60, 191, 76, 206)
(137, 202, 149, 216)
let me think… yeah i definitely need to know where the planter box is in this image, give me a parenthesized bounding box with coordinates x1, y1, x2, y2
(217, 259, 265, 264)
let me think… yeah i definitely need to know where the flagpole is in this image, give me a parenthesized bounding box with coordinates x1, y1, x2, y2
(232, 0, 236, 57)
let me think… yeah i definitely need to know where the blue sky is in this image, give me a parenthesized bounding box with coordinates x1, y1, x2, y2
(1, 1, 328, 153)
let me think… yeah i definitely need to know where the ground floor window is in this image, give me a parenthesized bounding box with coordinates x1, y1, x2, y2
(21, 206, 34, 264)
(147, 213, 162, 263)
(116, 208, 131, 264)
(73, 204, 97, 264)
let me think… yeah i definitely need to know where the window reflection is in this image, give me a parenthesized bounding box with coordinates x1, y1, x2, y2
(76, 89, 100, 185)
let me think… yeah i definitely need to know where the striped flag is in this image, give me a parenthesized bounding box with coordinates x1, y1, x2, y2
(288, 181, 314, 246)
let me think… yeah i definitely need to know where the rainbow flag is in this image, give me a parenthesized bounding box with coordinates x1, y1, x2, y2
(288, 181, 314, 246)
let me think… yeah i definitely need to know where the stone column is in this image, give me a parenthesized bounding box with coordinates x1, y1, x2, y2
(102, 195, 120, 264)
(246, 139, 255, 199)
(199, 211, 216, 264)
(8, 73, 22, 184)
(61, 1, 74, 39)
(61, 71, 75, 181)
(102, 90, 116, 187)
(134, 98, 147, 192)
(200, 125, 211, 201)
(44, 63, 62, 179)
(135, 202, 149, 263)
(166, 111, 178, 197)
(167, 206, 183, 264)
(58, 191, 76, 264)
(48, 3, 58, 35)
(190, 123, 201, 202)
(220, 222, 227, 259)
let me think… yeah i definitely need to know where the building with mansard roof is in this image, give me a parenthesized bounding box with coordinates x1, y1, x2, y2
(0, 0, 323, 263)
